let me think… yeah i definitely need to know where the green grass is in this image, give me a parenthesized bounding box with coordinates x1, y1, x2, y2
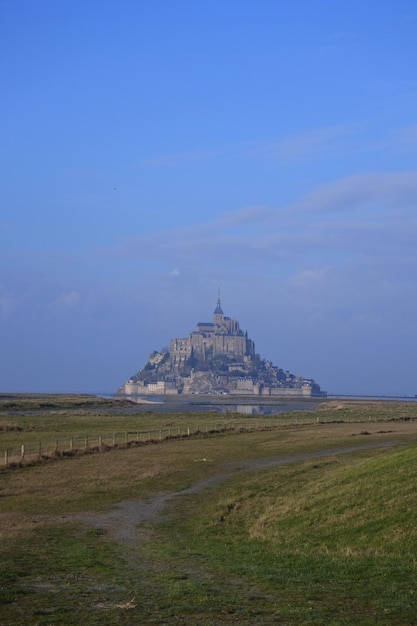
(0, 393, 135, 411)
(145, 445, 417, 624)
(0, 523, 135, 625)
(1, 395, 417, 624)
(1, 395, 416, 463)
(0, 393, 259, 454)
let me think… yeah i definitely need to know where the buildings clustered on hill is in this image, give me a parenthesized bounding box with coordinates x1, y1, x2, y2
(118, 294, 325, 397)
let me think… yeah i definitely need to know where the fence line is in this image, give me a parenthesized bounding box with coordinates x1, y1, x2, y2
(0, 412, 402, 469)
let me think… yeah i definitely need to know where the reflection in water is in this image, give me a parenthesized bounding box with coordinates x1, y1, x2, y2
(111, 395, 322, 415)
(216, 404, 268, 415)
(221, 404, 283, 415)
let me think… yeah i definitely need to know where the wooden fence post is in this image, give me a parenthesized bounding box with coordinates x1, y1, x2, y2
(21, 444, 25, 459)
(4, 449, 8, 467)
(38, 442, 42, 458)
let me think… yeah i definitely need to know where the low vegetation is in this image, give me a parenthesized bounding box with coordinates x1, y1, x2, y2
(1, 395, 417, 624)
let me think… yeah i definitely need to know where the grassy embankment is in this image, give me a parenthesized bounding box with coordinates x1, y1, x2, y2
(1, 395, 417, 624)
(0, 394, 239, 464)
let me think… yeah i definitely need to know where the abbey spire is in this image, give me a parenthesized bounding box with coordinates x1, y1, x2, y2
(213, 288, 223, 315)
(213, 288, 224, 325)
(118, 293, 325, 397)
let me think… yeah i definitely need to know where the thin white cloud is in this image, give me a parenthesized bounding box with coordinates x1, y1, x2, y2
(393, 124, 417, 150)
(135, 122, 417, 172)
(51, 291, 81, 311)
(0, 284, 39, 319)
(137, 126, 352, 169)
(246, 126, 352, 162)
(138, 148, 222, 168)
(96, 169, 417, 271)
(293, 170, 417, 215)
(136, 124, 361, 171)
(288, 267, 332, 289)
(0, 292, 15, 318)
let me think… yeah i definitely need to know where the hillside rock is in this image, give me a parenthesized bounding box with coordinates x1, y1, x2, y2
(117, 294, 325, 397)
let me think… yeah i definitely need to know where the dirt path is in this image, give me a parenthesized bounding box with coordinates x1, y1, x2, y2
(74, 438, 404, 545)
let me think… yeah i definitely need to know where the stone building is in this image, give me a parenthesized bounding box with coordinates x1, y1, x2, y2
(170, 293, 255, 372)
(117, 293, 325, 397)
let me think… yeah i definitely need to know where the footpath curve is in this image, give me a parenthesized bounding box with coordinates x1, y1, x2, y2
(75, 438, 406, 545)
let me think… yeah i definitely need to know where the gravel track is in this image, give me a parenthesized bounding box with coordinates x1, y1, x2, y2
(74, 438, 404, 545)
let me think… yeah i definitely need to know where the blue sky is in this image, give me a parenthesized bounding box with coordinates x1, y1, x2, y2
(1, 1, 417, 395)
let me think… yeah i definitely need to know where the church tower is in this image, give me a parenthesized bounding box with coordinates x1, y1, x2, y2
(213, 289, 224, 326)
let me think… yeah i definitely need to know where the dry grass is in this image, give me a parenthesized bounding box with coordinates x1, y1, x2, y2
(2, 420, 417, 518)
(95, 597, 136, 610)
(0, 421, 22, 432)
(2, 401, 417, 625)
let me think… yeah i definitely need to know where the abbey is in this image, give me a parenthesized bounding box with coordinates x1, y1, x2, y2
(170, 293, 255, 373)
(118, 294, 325, 397)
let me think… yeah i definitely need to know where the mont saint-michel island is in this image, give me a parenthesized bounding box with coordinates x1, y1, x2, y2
(118, 294, 325, 398)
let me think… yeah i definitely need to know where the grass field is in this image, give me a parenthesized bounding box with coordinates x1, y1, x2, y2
(1, 395, 417, 624)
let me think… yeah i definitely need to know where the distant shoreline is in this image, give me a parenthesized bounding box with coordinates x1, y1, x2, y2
(1, 391, 417, 402)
